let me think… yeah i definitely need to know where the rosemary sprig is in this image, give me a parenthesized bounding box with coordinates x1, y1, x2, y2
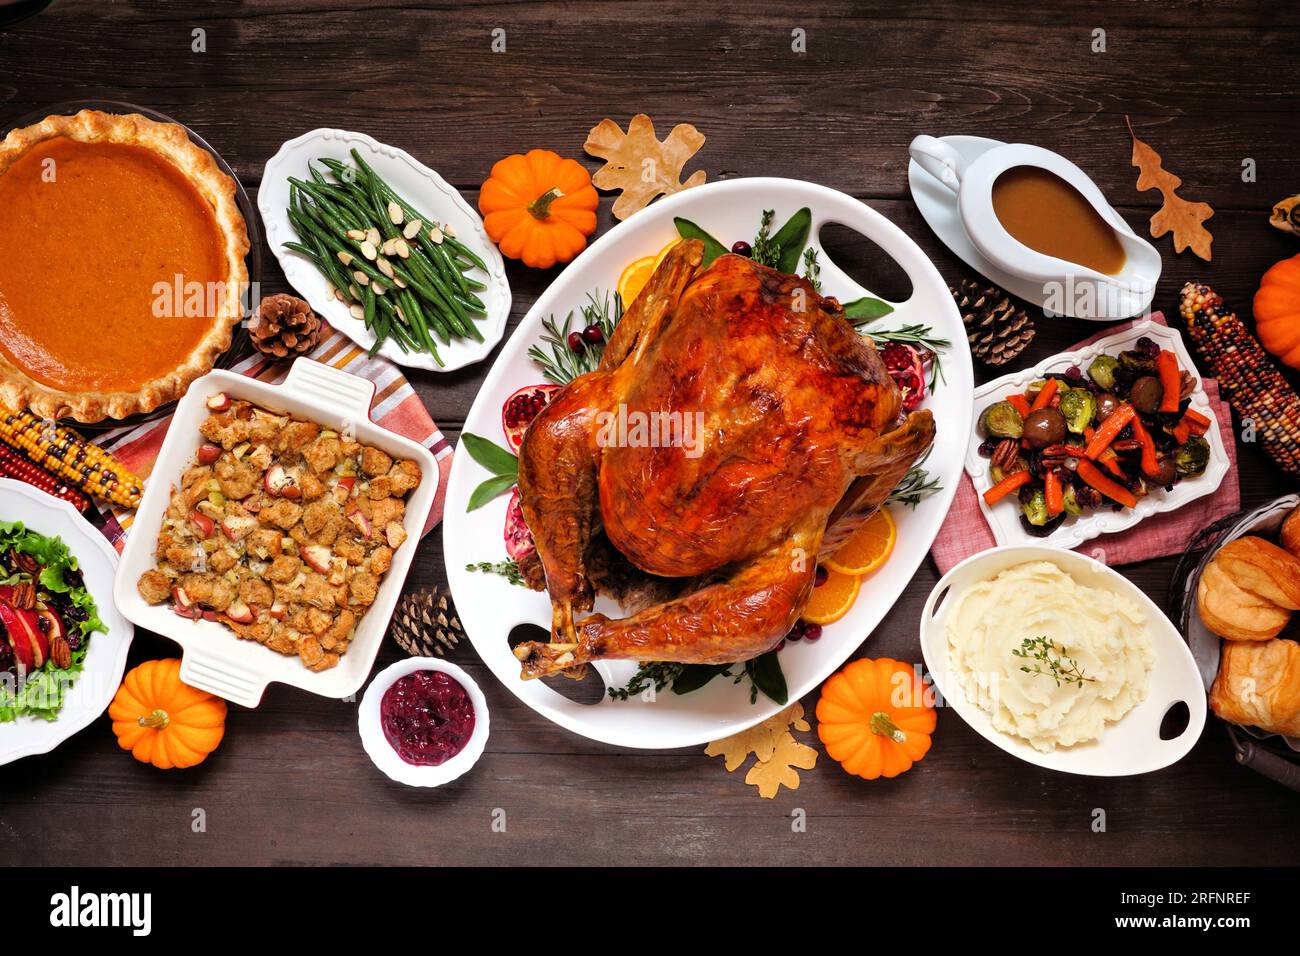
(465, 560, 525, 587)
(887, 449, 942, 508)
(751, 208, 779, 267)
(1012, 636, 1095, 688)
(527, 290, 624, 385)
(802, 247, 821, 291)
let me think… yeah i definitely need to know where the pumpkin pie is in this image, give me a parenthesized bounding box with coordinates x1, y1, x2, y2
(0, 110, 249, 422)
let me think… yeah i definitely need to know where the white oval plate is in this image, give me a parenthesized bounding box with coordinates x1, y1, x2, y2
(259, 128, 510, 372)
(0, 479, 133, 765)
(444, 177, 973, 750)
(968, 319, 1229, 550)
(919, 545, 1206, 776)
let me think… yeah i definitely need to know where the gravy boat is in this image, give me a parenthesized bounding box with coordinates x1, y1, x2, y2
(909, 135, 1160, 321)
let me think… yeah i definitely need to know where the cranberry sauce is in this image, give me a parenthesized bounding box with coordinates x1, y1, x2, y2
(380, 670, 476, 767)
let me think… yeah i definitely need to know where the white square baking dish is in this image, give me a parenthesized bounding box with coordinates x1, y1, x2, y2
(114, 358, 438, 707)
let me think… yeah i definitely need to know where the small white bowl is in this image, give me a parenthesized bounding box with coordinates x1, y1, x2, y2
(358, 658, 489, 787)
(919, 545, 1206, 776)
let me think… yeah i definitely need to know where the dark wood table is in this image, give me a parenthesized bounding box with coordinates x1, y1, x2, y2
(2, 0, 1297, 866)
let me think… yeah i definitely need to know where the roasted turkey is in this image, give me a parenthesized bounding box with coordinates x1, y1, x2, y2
(513, 239, 935, 679)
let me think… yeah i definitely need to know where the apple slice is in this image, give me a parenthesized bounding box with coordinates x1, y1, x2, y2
(223, 600, 254, 625)
(264, 464, 301, 499)
(189, 510, 215, 539)
(332, 476, 357, 505)
(347, 509, 372, 539)
(206, 392, 231, 411)
(197, 443, 223, 465)
(220, 515, 258, 542)
(302, 545, 332, 574)
(2, 605, 47, 669)
(0, 604, 34, 672)
(172, 586, 198, 620)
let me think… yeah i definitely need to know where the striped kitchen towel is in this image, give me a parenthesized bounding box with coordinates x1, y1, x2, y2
(91, 326, 453, 551)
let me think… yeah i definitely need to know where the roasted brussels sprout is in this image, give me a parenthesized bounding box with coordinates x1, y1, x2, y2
(1176, 436, 1211, 477)
(1119, 349, 1157, 373)
(1020, 487, 1050, 526)
(1088, 354, 1120, 389)
(978, 400, 1024, 439)
(1058, 388, 1097, 433)
(1062, 483, 1083, 516)
(1023, 407, 1067, 449)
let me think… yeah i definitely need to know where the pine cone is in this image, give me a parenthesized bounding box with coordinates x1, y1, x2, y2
(951, 279, 1036, 366)
(249, 293, 324, 359)
(389, 587, 464, 657)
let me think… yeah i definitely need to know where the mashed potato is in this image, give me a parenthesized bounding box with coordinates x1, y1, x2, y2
(945, 560, 1154, 752)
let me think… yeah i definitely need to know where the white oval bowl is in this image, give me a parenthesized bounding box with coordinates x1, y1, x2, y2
(259, 127, 510, 372)
(919, 544, 1206, 776)
(358, 657, 489, 787)
(444, 176, 973, 750)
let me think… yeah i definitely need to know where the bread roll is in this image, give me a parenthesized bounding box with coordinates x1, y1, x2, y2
(1214, 536, 1300, 609)
(1210, 638, 1300, 737)
(1281, 507, 1300, 557)
(1197, 558, 1291, 641)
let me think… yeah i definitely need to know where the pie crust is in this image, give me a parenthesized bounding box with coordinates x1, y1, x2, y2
(0, 110, 250, 422)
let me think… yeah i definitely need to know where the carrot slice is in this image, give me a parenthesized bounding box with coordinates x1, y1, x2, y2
(1084, 403, 1136, 459)
(1077, 460, 1138, 508)
(1029, 378, 1059, 412)
(1182, 407, 1212, 434)
(1157, 350, 1181, 413)
(983, 470, 1032, 505)
(1044, 469, 1064, 516)
(1006, 393, 1031, 418)
(1130, 416, 1163, 479)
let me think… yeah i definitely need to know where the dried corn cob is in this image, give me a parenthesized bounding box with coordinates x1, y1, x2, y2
(0, 444, 90, 511)
(1180, 281, 1300, 476)
(0, 406, 142, 508)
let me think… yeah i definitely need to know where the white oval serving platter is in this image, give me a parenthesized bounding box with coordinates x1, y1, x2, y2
(967, 319, 1229, 550)
(0, 479, 133, 766)
(259, 127, 511, 372)
(919, 545, 1206, 776)
(444, 176, 973, 750)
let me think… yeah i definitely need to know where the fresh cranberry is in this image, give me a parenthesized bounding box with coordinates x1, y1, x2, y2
(803, 623, 823, 642)
(786, 621, 806, 642)
(731, 240, 752, 257)
(566, 331, 586, 353)
(582, 324, 605, 345)
(814, 565, 829, 586)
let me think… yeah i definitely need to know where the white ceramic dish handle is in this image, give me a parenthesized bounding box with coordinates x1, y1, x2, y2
(909, 135, 967, 193)
(179, 648, 270, 708)
(281, 357, 377, 424)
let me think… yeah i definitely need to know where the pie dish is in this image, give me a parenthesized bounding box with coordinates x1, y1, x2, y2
(0, 109, 250, 422)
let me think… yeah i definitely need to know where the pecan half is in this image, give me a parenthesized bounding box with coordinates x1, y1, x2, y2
(9, 581, 36, 610)
(9, 549, 39, 576)
(49, 636, 72, 670)
(991, 439, 1021, 474)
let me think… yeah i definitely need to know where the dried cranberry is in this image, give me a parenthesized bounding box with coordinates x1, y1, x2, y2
(1135, 336, 1160, 358)
(1064, 365, 1084, 383)
(978, 438, 999, 457)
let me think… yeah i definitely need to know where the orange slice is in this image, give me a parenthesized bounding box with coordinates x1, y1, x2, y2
(616, 254, 657, 306)
(802, 567, 862, 625)
(823, 508, 896, 576)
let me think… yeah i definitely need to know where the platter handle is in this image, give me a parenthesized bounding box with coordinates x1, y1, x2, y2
(179, 646, 268, 708)
(1233, 735, 1300, 793)
(281, 357, 377, 426)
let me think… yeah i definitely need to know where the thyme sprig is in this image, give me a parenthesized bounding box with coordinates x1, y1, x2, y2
(802, 247, 822, 291)
(527, 290, 624, 385)
(751, 208, 779, 267)
(1012, 636, 1095, 688)
(466, 560, 525, 588)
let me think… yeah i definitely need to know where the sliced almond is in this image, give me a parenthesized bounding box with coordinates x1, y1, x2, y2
(336, 250, 354, 266)
(360, 240, 378, 261)
(349, 303, 365, 320)
(394, 238, 411, 259)
(348, 283, 361, 300)
(353, 270, 370, 286)
(372, 281, 387, 296)
(381, 238, 399, 256)
(377, 257, 395, 279)
(366, 226, 381, 247)
(442, 223, 458, 238)
(325, 280, 337, 299)
(387, 201, 403, 225)
(427, 225, 444, 244)
(393, 275, 408, 289)
(346, 229, 367, 241)
(403, 218, 423, 240)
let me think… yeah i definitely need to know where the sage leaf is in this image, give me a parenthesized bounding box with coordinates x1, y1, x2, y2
(461, 432, 519, 476)
(466, 473, 518, 512)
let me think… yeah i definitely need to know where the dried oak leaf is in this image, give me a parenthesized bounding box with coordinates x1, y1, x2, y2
(745, 732, 818, 799)
(1126, 116, 1214, 261)
(705, 702, 816, 797)
(584, 114, 707, 220)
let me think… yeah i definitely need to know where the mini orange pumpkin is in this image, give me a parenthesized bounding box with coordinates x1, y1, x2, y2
(479, 149, 599, 268)
(109, 659, 227, 769)
(1255, 253, 1300, 369)
(816, 657, 935, 780)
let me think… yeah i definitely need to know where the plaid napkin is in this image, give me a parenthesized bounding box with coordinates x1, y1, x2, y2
(931, 312, 1241, 573)
(90, 327, 454, 551)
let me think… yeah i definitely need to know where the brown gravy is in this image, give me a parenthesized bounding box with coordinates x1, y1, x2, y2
(991, 166, 1127, 276)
